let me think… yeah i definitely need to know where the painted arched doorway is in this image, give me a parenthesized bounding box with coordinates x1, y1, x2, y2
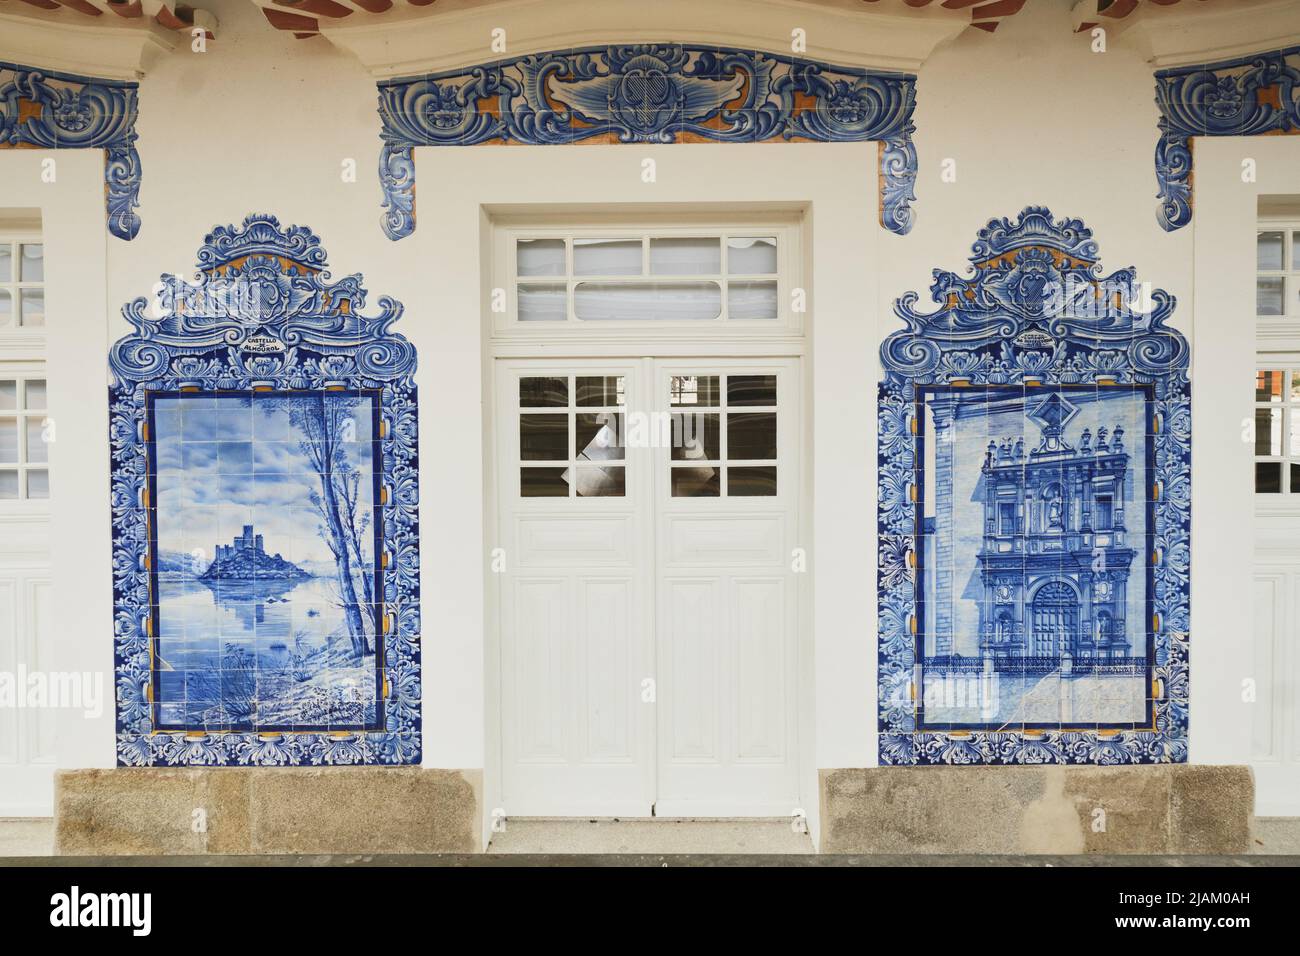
(1031, 581, 1079, 658)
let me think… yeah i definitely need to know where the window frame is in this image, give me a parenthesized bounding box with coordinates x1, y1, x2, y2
(515, 371, 630, 500)
(0, 362, 50, 508)
(665, 371, 780, 499)
(491, 212, 805, 341)
(0, 222, 49, 511)
(1256, 211, 1300, 513)
(0, 226, 46, 350)
(1256, 221, 1300, 320)
(1253, 362, 1300, 504)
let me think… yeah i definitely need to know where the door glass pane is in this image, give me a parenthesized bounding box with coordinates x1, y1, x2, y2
(519, 376, 568, 407)
(671, 466, 720, 497)
(1257, 370, 1285, 401)
(521, 467, 569, 497)
(1292, 462, 1300, 494)
(671, 375, 719, 407)
(1293, 231, 1300, 270)
(0, 380, 15, 410)
(0, 417, 16, 462)
(1256, 407, 1282, 456)
(727, 374, 777, 406)
(650, 237, 720, 275)
(0, 469, 16, 499)
(574, 282, 721, 321)
(671, 413, 719, 460)
(573, 466, 625, 497)
(518, 284, 567, 322)
(1258, 277, 1285, 315)
(573, 239, 641, 276)
(1258, 230, 1284, 270)
(1257, 461, 1282, 493)
(520, 414, 568, 460)
(20, 244, 42, 281)
(24, 379, 46, 410)
(19, 289, 44, 327)
(727, 237, 777, 274)
(26, 468, 49, 499)
(728, 466, 777, 496)
(728, 412, 777, 459)
(575, 376, 624, 407)
(0, 290, 10, 327)
(576, 413, 624, 461)
(0, 244, 10, 282)
(26, 418, 47, 464)
(516, 238, 566, 277)
(728, 280, 778, 320)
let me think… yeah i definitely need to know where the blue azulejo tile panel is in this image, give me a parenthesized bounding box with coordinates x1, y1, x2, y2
(1154, 45, 1300, 231)
(109, 214, 421, 766)
(878, 207, 1190, 765)
(376, 44, 918, 240)
(0, 61, 142, 240)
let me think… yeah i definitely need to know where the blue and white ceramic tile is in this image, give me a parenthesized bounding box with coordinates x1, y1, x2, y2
(108, 214, 421, 766)
(376, 44, 918, 239)
(1155, 44, 1300, 230)
(879, 207, 1190, 765)
(0, 60, 142, 240)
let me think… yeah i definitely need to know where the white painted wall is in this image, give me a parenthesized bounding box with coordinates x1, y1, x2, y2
(0, 149, 112, 813)
(1196, 138, 1300, 814)
(1, 0, 1280, 821)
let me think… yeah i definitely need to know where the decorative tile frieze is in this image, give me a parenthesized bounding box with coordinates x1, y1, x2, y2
(0, 60, 143, 240)
(878, 207, 1190, 765)
(109, 214, 421, 766)
(376, 44, 918, 239)
(1154, 45, 1300, 231)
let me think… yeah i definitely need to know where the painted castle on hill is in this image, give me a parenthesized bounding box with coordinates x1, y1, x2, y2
(200, 524, 309, 582)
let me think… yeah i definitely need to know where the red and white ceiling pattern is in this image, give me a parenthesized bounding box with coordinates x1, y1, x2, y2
(0, 0, 1232, 43)
(864, 0, 1209, 34)
(251, 0, 1212, 40)
(0, 0, 206, 32)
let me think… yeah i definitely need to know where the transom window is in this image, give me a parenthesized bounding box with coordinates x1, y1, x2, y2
(0, 239, 44, 329)
(1257, 225, 1300, 317)
(510, 230, 784, 325)
(1254, 367, 1300, 494)
(0, 375, 49, 499)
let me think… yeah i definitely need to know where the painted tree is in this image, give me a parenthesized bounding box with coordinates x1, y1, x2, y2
(334, 451, 376, 625)
(286, 394, 369, 658)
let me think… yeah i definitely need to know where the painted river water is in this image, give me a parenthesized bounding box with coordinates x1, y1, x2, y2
(154, 575, 378, 730)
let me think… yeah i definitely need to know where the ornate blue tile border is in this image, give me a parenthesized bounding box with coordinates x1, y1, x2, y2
(1155, 44, 1300, 231)
(0, 60, 142, 240)
(878, 207, 1190, 765)
(376, 44, 918, 240)
(108, 214, 421, 766)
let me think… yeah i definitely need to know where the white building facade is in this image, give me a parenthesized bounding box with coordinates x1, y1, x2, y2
(0, 0, 1295, 852)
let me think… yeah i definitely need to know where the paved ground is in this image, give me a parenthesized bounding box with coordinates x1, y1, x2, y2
(0, 819, 52, 857)
(3, 815, 1298, 863)
(487, 818, 815, 854)
(4, 853, 1299, 866)
(1252, 817, 1300, 854)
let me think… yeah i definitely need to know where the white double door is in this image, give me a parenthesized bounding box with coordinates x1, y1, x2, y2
(496, 356, 801, 816)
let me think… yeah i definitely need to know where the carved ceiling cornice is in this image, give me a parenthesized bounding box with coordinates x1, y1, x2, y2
(0, 0, 218, 78)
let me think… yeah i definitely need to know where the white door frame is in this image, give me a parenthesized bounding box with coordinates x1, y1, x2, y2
(489, 351, 809, 818)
